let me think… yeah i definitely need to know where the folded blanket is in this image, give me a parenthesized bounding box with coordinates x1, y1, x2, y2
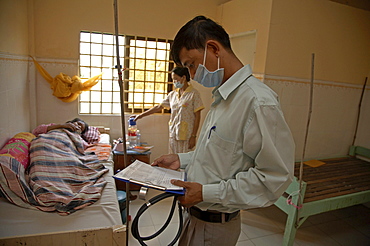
(85, 143, 112, 161)
(21, 129, 108, 215)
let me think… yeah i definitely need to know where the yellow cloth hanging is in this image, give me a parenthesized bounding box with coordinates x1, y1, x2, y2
(30, 56, 102, 103)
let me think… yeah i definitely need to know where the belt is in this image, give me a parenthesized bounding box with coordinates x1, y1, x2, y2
(189, 206, 239, 223)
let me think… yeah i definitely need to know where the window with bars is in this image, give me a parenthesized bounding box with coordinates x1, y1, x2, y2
(79, 31, 174, 115)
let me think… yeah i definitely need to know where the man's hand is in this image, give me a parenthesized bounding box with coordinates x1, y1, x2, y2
(151, 154, 180, 170)
(171, 180, 203, 208)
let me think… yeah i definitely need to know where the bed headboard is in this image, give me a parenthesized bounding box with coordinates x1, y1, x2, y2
(94, 126, 111, 135)
(349, 145, 370, 159)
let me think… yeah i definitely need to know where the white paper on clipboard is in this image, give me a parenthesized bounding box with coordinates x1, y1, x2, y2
(113, 160, 185, 194)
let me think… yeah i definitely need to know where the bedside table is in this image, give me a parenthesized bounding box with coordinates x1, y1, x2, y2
(113, 150, 151, 191)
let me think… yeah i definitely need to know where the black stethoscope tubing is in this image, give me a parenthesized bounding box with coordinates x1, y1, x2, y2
(131, 192, 183, 246)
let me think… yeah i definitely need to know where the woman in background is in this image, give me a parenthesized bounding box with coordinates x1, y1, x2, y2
(132, 67, 204, 154)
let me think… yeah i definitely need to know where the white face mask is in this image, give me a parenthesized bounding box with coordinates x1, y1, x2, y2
(174, 81, 184, 88)
(193, 47, 224, 87)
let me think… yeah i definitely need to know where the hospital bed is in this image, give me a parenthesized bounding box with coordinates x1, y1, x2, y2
(0, 128, 126, 245)
(275, 145, 370, 246)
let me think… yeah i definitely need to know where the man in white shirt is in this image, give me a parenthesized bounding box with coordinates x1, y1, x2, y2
(152, 15, 295, 246)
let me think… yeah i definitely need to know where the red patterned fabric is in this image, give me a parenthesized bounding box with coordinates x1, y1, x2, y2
(82, 126, 100, 144)
(0, 132, 35, 169)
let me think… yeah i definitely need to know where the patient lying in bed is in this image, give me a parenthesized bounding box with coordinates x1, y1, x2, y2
(32, 118, 98, 149)
(0, 119, 108, 215)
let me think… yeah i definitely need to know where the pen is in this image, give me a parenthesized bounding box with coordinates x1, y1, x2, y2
(208, 126, 216, 139)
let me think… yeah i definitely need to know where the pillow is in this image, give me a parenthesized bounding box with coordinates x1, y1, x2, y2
(99, 133, 110, 144)
(0, 132, 35, 169)
(82, 126, 100, 144)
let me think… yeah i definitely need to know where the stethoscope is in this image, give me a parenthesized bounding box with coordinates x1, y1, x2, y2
(131, 187, 183, 246)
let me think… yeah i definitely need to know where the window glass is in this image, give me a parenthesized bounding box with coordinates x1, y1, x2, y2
(79, 31, 174, 115)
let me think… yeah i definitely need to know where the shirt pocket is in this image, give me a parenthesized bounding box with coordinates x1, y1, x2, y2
(178, 121, 188, 140)
(204, 130, 236, 179)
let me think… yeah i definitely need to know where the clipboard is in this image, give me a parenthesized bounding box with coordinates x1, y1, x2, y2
(113, 160, 185, 195)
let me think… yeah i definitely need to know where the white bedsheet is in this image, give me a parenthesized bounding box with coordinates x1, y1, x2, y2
(0, 159, 122, 238)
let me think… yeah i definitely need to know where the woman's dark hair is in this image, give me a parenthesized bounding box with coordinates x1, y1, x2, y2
(172, 67, 190, 82)
(171, 15, 231, 65)
(67, 118, 89, 134)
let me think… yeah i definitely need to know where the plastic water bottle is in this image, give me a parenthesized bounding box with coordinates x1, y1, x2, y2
(128, 118, 137, 148)
(136, 130, 141, 147)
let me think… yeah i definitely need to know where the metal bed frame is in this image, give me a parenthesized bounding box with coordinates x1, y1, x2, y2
(274, 146, 370, 246)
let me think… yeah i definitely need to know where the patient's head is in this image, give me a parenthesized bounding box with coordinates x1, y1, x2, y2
(67, 118, 89, 134)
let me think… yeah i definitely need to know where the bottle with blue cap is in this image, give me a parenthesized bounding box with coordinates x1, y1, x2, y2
(128, 118, 138, 148)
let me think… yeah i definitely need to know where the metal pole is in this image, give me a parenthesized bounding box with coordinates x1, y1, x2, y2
(351, 77, 367, 147)
(113, 1, 130, 245)
(299, 53, 315, 183)
(296, 53, 315, 225)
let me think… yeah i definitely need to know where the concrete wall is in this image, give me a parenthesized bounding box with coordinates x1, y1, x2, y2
(1, 0, 369, 161)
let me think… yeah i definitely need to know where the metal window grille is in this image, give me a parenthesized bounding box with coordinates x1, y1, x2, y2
(79, 31, 174, 115)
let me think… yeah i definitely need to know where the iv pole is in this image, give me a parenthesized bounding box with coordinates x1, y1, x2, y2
(295, 53, 315, 225)
(113, 1, 130, 245)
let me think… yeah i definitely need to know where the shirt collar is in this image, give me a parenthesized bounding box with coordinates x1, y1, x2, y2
(176, 83, 193, 96)
(212, 65, 253, 105)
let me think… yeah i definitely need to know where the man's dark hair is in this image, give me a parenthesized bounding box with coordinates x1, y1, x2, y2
(171, 15, 231, 65)
(172, 66, 190, 81)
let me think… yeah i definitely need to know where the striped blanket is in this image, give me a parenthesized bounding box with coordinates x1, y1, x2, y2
(14, 129, 108, 215)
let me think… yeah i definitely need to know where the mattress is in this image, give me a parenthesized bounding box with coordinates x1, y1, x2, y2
(0, 147, 122, 238)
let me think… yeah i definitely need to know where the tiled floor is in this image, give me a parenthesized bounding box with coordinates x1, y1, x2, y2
(125, 190, 370, 246)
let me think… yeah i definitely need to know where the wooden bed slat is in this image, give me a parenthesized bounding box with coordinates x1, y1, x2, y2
(305, 179, 370, 196)
(294, 157, 370, 203)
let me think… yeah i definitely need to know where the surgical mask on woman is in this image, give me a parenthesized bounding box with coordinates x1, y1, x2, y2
(193, 46, 224, 87)
(174, 81, 184, 88)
